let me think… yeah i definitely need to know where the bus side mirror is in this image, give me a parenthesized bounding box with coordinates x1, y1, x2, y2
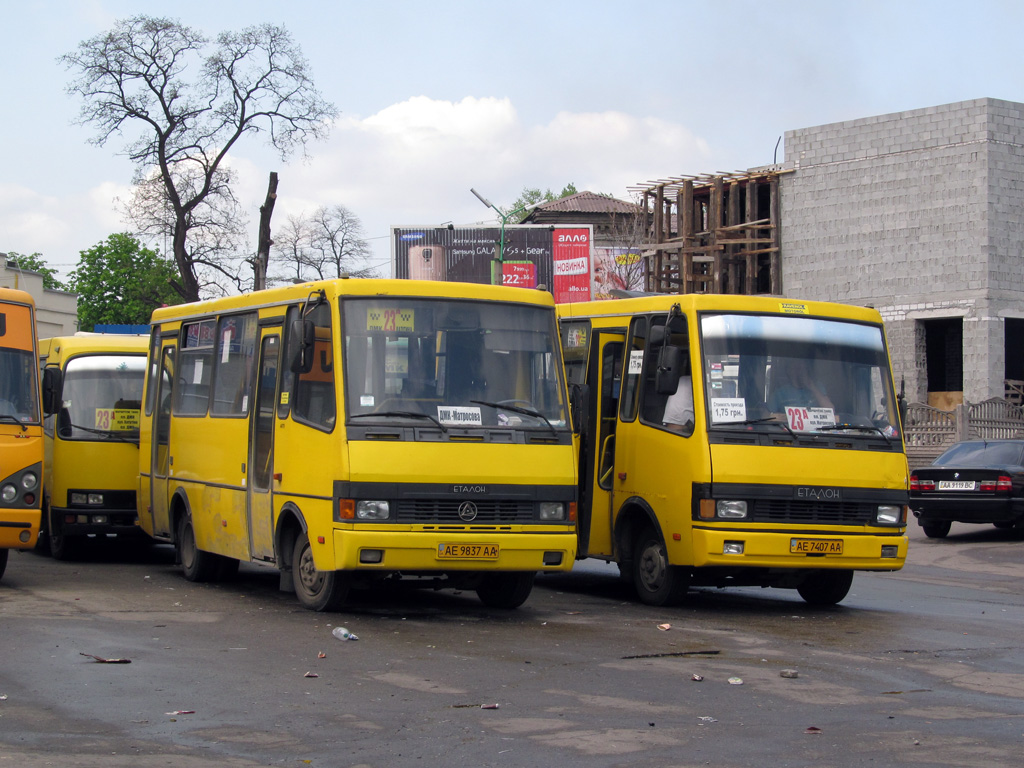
(288, 319, 316, 374)
(42, 367, 62, 416)
(569, 383, 589, 436)
(655, 346, 683, 394)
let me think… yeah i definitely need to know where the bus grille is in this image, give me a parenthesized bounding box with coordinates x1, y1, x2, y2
(749, 500, 876, 525)
(396, 500, 535, 523)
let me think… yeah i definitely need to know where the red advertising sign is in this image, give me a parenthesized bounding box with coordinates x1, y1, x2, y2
(551, 228, 591, 304)
(501, 261, 537, 288)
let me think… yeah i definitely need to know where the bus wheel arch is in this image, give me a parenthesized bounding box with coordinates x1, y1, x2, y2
(274, 503, 306, 590)
(172, 491, 222, 583)
(615, 500, 690, 606)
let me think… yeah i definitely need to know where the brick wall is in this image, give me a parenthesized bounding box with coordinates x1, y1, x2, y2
(781, 98, 1024, 403)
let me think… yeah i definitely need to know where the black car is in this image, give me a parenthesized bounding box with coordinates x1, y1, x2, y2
(910, 439, 1024, 538)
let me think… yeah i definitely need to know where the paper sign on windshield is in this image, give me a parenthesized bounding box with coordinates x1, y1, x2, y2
(711, 398, 746, 423)
(785, 406, 835, 432)
(628, 349, 644, 375)
(437, 406, 482, 426)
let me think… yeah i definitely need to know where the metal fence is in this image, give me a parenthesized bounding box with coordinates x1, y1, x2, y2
(904, 398, 1024, 467)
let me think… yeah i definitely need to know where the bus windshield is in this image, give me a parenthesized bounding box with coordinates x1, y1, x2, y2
(700, 313, 899, 437)
(343, 298, 567, 429)
(57, 354, 146, 440)
(0, 347, 39, 424)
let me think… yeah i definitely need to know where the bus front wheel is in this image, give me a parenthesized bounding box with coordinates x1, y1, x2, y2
(292, 531, 349, 611)
(476, 572, 535, 608)
(49, 507, 78, 561)
(0, 548, 7, 580)
(796, 569, 853, 606)
(633, 529, 689, 606)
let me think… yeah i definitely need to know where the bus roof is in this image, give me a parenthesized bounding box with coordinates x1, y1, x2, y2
(149, 278, 558, 326)
(555, 294, 885, 325)
(39, 334, 149, 360)
(0, 286, 36, 308)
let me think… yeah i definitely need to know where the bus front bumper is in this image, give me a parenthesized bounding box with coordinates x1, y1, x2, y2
(690, 526, 908, 570)
(0, 509, 41, 549)
(329, 528, 577, 572)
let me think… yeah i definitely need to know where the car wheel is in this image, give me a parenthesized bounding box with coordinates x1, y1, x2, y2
(797, 569, 853, 606)
(922, 521, 952, 539)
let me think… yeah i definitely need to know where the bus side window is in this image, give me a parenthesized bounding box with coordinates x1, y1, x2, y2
(619, 317, 647, 422)
(291, 302, 336, 431)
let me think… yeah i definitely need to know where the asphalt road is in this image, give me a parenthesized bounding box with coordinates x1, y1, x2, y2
(1, 521, 1022, 768)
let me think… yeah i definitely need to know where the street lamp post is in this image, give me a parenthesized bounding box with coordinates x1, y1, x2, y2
(470, 188, 533, 274)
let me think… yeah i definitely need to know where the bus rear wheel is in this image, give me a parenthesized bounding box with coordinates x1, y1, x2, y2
(178, 512, 220, 582)
(796, 569, 853, 606)
(476, 572, 535, 609)
(292, 531, 349, 611)
(633, 529, 689, 606)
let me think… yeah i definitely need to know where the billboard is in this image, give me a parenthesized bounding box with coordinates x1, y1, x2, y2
(392, 225, 593, 303)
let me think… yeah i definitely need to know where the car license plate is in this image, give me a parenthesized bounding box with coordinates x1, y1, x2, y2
(790, 538, 843, 555)
(937, 480, 975, 491)
(437, 543, 499, 560)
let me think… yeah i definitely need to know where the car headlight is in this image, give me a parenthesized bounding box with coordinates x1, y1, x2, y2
(539, 502, 565, 521)
(355, 500, 390, 520)
(716, 500, 748, 519)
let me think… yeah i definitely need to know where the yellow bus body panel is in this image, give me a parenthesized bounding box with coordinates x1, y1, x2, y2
(1, 288, 42, 551)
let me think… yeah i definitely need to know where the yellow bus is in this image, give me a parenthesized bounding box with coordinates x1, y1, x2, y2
(0, 287, 43, 580)
(139, 278, 577, 611)
(39, 334, 148, 559)
(558, 294, 908, 606)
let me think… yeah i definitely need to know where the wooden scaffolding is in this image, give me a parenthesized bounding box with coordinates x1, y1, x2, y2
(631, 169, 787, 295)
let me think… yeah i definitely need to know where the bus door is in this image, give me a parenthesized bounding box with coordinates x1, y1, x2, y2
(150, 341, 176, 538)
(580, 331, 625, 558)
(247, 332, 279, 561)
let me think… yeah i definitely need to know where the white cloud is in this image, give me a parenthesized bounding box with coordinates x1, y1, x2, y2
(233, 95, 714, 273)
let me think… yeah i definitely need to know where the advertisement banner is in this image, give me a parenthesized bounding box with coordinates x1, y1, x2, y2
(551, 228, 591, 304)
(392, 225, 593, 303)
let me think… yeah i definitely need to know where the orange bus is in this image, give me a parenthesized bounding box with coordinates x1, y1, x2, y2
(0, 287, 43, 580)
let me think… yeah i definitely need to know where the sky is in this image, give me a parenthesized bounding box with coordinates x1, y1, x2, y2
(2, 0, 1023, 285)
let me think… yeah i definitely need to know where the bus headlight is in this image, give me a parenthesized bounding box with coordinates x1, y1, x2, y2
(539, 502, 565, 521)
(355, 500, 390, 520)
(21, 472, 38, 491)
(875, 505, 901, 525)
(1, 484, 17, 503)
(716, 500, 748, 519)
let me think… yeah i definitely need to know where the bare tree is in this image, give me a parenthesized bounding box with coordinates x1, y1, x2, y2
(306, 205, 376, 279)
(62, 16, 337, 301)
(269, 214, 314, 285)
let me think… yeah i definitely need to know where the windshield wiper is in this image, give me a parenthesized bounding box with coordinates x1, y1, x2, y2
(816, 423, 893, 445)
(714, 416, 797, 439)
(66, 423, 139, 445)
(350, 411, 448, 433)
(470, 400, 557, 434)
(0, 414, 28, 431)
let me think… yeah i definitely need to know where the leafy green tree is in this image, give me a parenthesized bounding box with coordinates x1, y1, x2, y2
(68, 234, 182, 331)
(508, 183, 579, 222)
(4, 251, 65, 290)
